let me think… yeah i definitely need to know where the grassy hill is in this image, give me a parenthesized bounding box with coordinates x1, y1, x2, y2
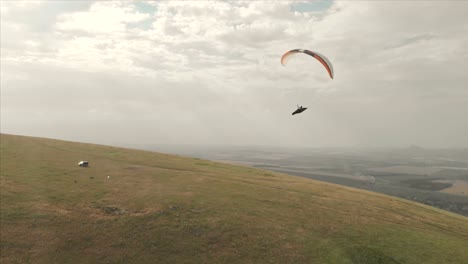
(1, 134, 467, 264)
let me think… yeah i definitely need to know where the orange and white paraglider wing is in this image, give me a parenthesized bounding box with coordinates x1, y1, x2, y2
(307, 50, 334, 79)
(280, 49, 302, 66)
(280, 49, 334, 79)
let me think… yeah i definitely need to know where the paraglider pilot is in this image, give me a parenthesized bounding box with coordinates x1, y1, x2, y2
(292, 105, 307, 115)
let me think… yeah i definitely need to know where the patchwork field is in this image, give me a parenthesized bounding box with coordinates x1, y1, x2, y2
(435, 180, 468, 196)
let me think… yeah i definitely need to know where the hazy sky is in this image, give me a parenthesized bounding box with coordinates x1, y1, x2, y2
(1, 1, 467, 148)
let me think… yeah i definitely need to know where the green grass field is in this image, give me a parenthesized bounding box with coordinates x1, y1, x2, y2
(1, 134, 467, 264)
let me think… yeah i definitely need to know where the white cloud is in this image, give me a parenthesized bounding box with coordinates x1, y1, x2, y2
(56, 2, 150, 33)
(1, 1, 468, 148)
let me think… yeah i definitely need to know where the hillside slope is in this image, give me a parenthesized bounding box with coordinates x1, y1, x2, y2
(1, 134, 467, 264)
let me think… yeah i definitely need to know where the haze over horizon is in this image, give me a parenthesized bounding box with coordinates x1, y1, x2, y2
(1, 1, 467, 148)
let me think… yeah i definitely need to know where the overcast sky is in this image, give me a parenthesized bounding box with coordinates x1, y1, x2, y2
(1, 1, 467, 148)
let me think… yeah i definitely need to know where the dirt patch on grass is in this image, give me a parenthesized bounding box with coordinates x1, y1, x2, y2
(97, 206, 128, 215)
(34, 203, 72, 216)
(124, 165, 146, 171)
(88, 203, 163, 219)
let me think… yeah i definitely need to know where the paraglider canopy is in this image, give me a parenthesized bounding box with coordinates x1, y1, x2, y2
(281, 49, 334, 79)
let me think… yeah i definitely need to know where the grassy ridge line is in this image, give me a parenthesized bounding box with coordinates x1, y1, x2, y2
(15, 134, 205, 172)
(1, 134, 467, 231)
(1, 133, 468, 264)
